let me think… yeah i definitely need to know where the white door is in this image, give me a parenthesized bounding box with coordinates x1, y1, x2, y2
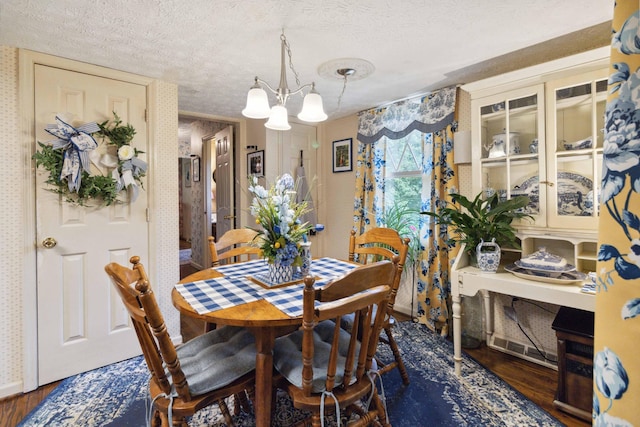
(215, 126, 234, 240)
(34, 65, 148, 385)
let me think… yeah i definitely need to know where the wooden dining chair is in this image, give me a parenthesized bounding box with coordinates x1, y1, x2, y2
(273, 260, 396, 427)
(349, 227, 411, 385)
(105, 256, 256, 427)
(209, 228, 262, 266)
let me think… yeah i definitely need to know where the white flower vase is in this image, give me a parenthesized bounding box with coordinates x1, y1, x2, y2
(476, 238, 501, 273)
(269, 263, 293, 284)
(299, 242, 312, 277)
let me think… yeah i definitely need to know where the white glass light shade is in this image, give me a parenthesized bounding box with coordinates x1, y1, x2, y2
(264, 105, 291, 130)
(297, 92, 328, 122)
(242, 87, 271, 119)
(454, 130, 472, 164)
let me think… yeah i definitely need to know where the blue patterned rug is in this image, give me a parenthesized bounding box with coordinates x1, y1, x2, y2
(19, 322, 562, 426)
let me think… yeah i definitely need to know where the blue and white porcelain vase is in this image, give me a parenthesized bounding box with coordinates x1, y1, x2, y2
(476, 238, 501, 273)
(269, 262, 293, 284)
(299, 242, 312, 277)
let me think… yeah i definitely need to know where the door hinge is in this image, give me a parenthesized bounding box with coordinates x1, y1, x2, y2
(146, 208, 150, 222)
(144, 109, 148, 122)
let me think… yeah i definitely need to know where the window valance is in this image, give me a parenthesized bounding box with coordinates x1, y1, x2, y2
(357, 86, 456, 144)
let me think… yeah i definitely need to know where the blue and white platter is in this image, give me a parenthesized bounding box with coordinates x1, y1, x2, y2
(511, 171, 593, 216)
(505, 264, 587, 285)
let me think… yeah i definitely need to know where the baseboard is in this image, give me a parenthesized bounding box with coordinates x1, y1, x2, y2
(489, 334, 558, 370)
(0, 380, 23, 399)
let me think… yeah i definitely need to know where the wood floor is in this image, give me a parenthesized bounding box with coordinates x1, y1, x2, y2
(0, 262, 590, 427)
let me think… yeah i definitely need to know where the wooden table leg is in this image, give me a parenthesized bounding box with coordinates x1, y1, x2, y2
(251, 327, 275, 427)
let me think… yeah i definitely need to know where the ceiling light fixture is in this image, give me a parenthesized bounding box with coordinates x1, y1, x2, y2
(242, 30, 327, 131)
(318, 58, 375, 111)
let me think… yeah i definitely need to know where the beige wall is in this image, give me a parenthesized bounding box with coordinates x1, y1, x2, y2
(316, 115, 358, 259)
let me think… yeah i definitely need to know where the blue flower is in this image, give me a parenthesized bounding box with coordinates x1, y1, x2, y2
(594, 347, 629, 400)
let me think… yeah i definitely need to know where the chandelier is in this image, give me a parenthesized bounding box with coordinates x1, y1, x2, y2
(242, 30, 327, 131)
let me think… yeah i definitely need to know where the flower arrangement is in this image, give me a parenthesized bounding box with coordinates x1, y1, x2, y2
(248, 174, 312, 266)
(33, 112, 146, 206)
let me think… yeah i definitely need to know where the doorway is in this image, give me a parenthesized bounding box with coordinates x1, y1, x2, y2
(177, 116, 238, 269)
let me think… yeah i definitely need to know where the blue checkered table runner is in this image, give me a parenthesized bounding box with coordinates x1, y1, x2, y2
(175, 257, 358, 317)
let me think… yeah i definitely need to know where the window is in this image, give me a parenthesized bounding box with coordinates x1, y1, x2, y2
(378, 130, 427, 263)
(382, 130, 425, 216)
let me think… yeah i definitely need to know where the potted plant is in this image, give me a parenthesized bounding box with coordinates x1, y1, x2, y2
(422, 191, 533, 263)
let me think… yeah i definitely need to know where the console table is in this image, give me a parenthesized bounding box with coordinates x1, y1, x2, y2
(450, 249, 595, 376)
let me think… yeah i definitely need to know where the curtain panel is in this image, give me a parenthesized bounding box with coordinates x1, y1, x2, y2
(593, 1, 640, 424)
(354, 86, 458, 333)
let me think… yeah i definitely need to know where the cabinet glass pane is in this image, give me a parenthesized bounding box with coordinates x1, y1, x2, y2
(555, 155, 598, 217)
(480, 94, 538, 160)
(482, 162, 507, 199)
(555, 79, 607, 152)
(510, 160, 540, 216)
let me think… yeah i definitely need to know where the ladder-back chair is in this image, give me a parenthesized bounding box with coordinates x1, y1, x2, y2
(209, 228, 262, 266)
(273, 260, 396, 427)
(105, 256, 256, 426)
(349, 227, 411, 385)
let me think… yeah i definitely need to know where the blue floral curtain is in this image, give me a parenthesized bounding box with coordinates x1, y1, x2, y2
(593, 1, 639, 424)
(354, 87, 458, 333)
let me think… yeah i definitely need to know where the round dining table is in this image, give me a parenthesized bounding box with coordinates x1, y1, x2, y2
(172, 268, 303, 427)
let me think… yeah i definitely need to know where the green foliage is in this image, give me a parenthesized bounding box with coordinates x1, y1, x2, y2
(33, 142, 121, 206)
(97, 113, 136, 148)
(422, 192, 533, 255)
(381, 203, 421, 267)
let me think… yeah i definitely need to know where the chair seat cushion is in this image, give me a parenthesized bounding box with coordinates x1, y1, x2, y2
(273, 320, 359, 393)
(173, 325, 256, 396)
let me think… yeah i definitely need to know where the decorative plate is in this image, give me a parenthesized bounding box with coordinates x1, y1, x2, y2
(512, 171, 593, 216)
(563, 137, 593, 150)
(505, 264, 587, 285)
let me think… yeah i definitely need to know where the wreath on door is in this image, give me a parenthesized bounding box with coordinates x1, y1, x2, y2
(33, 112, 147, 206)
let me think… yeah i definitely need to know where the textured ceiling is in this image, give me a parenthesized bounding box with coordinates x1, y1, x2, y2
(0, 0, 613, 121)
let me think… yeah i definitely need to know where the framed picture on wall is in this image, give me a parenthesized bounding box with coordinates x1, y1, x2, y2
(183, 158, 191, 187)
(248, 150, 265, 177)
(332, 138, 352, 173)
(192, 156, 200, 182)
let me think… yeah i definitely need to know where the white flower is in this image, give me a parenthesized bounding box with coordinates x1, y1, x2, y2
(118, 145, 135, 161)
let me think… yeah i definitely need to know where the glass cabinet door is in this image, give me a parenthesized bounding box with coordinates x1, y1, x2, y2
(472, 84, 545, 227)
(546, 69, 608, 229)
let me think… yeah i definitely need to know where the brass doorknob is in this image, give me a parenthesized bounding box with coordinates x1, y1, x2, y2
(223, 215, 236, 220)
(42, 237, 57, 249)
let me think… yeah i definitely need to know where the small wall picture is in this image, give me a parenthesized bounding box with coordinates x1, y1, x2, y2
(192, 156, 200, 182)
(248, 150, 264, 177)
(182, 158, 191, 187)
(332, 138, 352, 173)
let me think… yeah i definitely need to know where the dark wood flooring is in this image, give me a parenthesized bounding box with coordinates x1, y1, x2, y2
(0, 261, 589, 427)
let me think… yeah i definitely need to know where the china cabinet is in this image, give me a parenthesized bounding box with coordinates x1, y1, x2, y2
(463, 47, 610, 268)
(451, 49, 607, 375)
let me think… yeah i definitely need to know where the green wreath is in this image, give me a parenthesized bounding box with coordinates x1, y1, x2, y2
(33, 113, 146, 206)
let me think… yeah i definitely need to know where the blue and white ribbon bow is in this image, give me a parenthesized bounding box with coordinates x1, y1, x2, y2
(115, 155, 148, 202)
(45, 116, 100, 192)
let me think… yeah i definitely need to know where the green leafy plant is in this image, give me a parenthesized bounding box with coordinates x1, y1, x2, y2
(381, 203, 421, 267)
(422, 192, 533, 256)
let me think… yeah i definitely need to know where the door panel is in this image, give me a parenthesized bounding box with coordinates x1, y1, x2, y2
(34, 65, 147, 385)
(215, 126, 234, 239)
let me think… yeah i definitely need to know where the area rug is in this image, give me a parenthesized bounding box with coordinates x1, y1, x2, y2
(18, 322, 563, 426)
(179, 248, 192, 265)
